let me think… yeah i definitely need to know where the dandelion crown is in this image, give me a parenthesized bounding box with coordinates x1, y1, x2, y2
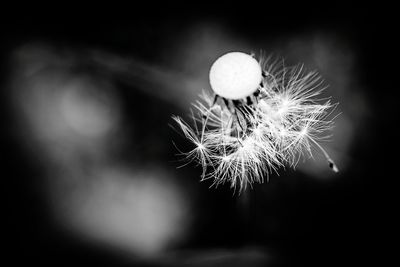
(173, 51, 338, 192)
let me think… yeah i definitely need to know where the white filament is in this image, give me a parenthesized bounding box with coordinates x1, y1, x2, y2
(175, 55, 338, 192)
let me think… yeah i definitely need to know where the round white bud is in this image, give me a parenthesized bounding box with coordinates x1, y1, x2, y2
(209, 52, 262, 100)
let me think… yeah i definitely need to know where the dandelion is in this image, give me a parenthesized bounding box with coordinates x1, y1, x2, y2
(173, 52, 339, 192)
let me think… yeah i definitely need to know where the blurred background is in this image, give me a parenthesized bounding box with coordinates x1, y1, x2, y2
(1, 7, 393, 267)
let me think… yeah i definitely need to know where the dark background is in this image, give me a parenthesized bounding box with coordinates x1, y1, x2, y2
(1, 6, 394, 267)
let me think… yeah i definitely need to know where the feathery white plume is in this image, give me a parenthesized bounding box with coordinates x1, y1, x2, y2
(173, 53, 339, 192)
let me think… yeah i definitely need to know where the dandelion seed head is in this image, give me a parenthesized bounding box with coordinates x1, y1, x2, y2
(173, 52, 339, 192)
(209, 52, 262, 100)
